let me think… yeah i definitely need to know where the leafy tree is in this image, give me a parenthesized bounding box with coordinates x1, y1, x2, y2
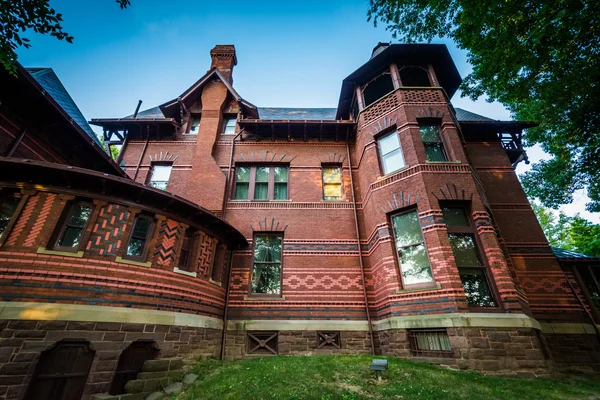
(531, 202, 600, 257)
(1, 0, 130, 74)
(367, 0, 600, 212)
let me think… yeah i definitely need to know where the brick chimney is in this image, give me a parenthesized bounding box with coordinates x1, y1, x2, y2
(210, 45, 237, 83)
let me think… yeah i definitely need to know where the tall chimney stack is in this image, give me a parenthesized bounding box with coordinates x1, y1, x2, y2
(210, 45, 237, 84)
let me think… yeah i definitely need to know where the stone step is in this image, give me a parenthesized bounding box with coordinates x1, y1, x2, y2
(141, 358, 184, 373)
(125, 377, 172, 394)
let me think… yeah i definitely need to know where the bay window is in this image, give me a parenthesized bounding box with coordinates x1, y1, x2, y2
(443, 206, 497, 307)
(233, 166, 288, 201)
(378, 131, 405, 175)
(420, 124, 447, 162)
(391, 210, 434, 286)
(251, 234, 283, 295)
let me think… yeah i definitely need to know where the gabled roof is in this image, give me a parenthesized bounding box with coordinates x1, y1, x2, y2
(26, 68, 99, 144)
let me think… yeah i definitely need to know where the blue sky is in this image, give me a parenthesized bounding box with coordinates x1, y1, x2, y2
(16, 0, 597, 222)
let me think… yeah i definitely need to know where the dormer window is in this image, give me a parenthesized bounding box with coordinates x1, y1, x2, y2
(187, 115, 201, 134)
(362, 70, 395, 108)
(222, 116, 237, 135)
(399, 66, 431, 87)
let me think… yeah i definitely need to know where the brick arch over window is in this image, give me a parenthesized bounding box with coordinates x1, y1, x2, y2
(235, 151, 296, 164)
(251, 217, 288, 232)
(367, 115, 398, 137)
(316, 152, 346, 164)
(148, 151, 179, 163)
(414, 106, 445, 120)
(25, 340, 95, 400)
(431, 183, 474, 202)
(381, 191, 419, 214)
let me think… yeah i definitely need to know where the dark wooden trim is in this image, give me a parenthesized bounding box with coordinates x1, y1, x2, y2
(6, 128, 27, 157)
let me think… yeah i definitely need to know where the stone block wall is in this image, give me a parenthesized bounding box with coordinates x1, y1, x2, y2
(544, 333, 600, 373)
(0, 320, 221, 400)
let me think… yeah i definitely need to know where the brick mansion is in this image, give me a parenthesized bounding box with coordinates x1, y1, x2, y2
(0, 43, 598, 399)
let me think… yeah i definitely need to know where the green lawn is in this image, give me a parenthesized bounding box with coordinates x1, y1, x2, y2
(174, 355, 600, 400)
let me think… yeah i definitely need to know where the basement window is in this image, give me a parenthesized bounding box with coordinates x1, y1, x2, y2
(317, 332, 341, 349)
(399, 66, 431, 87)
(362, 70, 395, 107)
(247, 332, 278, 355)
(409, 329, 453, 357)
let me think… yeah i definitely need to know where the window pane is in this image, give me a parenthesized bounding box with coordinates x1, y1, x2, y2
(255, 167, 270, 182)
(254, 183, 268, 200)
(322, 167, 341, 184)
(235, 182, 249, 200)
(274, 167, 288, 182)
(399, 244, 433, 285)
(448, 233, 482, 267)
(254, 235, 282, 262)
(58, 226, 84, 248)
(579, 267, 600, 311)
(442, 207, 470, 227)
(0, 194, 20, 237)
(151, 165, 172, 182)
(223, 118, 236, 134)
(252, 262, 281, 294)
(425, 144, 447, 161)
(189, 117, 201, 133)
(67, 205, 92, 228)
(126, 238, 145, 257)
(274, 183, 287, 200)
(378, 132, 400, 156)
(324, 184, 342, 200)
(382, 149, 405, 174)
(392, 211, 423, 247)
(132, 218, 151, 239)
(236, 166, 250, 182)
(459, 268, 496, 307)
(149, 181, 168, 191)
(420, 125, 441, 142)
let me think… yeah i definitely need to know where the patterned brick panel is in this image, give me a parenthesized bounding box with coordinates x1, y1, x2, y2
(86, 204, 130, 256)
(5, 192, 58, 248)
(197, 231, 217, 276)
(153, 219, 182, 267)
(4, 194, 39, 246)
(23, 193, 56, 248)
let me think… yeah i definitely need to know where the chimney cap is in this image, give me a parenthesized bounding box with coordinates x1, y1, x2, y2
(210, 44, 238, 67)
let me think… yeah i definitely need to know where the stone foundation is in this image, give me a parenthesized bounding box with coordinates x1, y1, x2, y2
(0, 319, 221, 400)
(543, 333, 600, 373)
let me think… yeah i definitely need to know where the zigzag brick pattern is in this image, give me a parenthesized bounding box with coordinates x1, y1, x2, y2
(86, 204, 130, 255)
(197, 231, 216, 276)
(153, 219, 182, 267)
(23, 193, 56, 247)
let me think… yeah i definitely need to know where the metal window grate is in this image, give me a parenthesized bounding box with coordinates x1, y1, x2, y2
(317, 332, 341, 349)
(409, 329, 453, 358)
(247, 331, 278, 355)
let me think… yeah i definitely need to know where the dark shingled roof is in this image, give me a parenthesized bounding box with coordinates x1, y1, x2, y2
(25, 68, 99, 144)
(124, 106, 496, 122)
(552, 247, 600, 260)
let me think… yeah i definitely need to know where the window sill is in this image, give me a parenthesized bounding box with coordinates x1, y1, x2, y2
(172, 267, 197, 277)
(115, 256, 152, 268)
(209, 278, 222, 287)
(425, 160, 461, 164)
(37, 247, 84, 258)
(244, 295, 286, 301)
(396, 282, 441, 294)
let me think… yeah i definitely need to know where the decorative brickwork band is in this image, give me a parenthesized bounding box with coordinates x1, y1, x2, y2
(432, 183, 473, 202)
(367, 115, 398, 136)
(317, 152, 346, 164)
(381, 191, 419, 214)
(414, 106, 445, 120)
(22, 192, 57, 248)
(149, 151, 179, 162)
(86, 204, 130, 256)
(236, 151, 296, 164)
(153, 219, 183, 267)
(251, 217, 287, 232)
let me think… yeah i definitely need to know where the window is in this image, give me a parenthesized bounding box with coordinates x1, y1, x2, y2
(576, 266, 600, 322)
(125, 215, 154, 262)
(148, 163, 172, 191)
(251, 234, 283, 295)
(222, 116, 237, 134)
(25, 341, 95, 400)
(391, 210, 434, 286)
(420, 124, 447, 162)
(0, 190, 21, 239)
(53, 202, 94, 252)
(378, 131, 405, 175)
(317, 332, 341, 349)
(247, 332, 278, 355)
(110, 341, 158, 395)
(211, 243, 228, 283)
(399, 66, 431, 87)
(362, 71, 395, 107)
(409, 329, 452, 358)
(443, 206, 496, 307)
(187, 115, 201, 134)
(178, 229, 195, 272)
(234, 166, 288, 201)
(322, 166, 342, 200)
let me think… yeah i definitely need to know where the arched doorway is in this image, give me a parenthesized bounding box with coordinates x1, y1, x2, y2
(109, 340, 159, 395)
(25, 340, 95, 400)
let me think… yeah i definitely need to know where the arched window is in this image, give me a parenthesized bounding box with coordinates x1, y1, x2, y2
(109, 340, 158, 395)
(25, 341, 95, 400)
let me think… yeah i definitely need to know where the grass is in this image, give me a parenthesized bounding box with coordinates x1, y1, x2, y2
(172, 355, 600, 400)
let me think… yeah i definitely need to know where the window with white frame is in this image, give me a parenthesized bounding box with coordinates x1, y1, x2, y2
(148, 163, 172, 191)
